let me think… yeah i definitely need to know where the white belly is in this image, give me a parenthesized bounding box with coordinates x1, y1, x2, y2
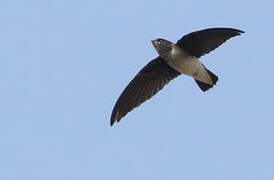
(165, 45, 213, 85)
(170, 54, 200, 76)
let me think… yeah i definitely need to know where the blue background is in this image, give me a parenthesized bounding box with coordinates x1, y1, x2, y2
(1, 0, 273, 179)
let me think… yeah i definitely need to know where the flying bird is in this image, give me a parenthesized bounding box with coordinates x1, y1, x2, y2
(110, 27, 244, 126)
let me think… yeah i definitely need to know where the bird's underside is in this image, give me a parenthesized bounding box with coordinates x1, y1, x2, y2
(110, 27, 244, 126)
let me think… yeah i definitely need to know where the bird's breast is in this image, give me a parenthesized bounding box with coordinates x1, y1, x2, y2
(167, 46, 201, 77)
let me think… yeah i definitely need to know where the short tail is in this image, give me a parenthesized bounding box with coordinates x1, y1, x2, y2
(195, 68, 218, 91)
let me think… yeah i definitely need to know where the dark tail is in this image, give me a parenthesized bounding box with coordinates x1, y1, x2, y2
(195, 68, 218, 92)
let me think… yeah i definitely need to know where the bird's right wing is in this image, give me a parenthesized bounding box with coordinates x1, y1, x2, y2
(110, 57, 181, 126)
(176, 28, 244, 58)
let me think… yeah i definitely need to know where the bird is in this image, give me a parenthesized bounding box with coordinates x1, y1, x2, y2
(110, 27, 244, 126)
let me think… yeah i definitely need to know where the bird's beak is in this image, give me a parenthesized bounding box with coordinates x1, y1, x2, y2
(151, 39, 156, 45)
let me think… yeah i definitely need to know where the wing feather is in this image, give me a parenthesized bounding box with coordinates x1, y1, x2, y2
(176, 28, 244, 58)
(110, 57, 180, 126)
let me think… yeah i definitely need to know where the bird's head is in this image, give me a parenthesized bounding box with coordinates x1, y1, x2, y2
(151, 38, 173, 59)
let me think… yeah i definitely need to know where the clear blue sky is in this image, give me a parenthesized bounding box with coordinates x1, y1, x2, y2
(1, 0, 273, 179)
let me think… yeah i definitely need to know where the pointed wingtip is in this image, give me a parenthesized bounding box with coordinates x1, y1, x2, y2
(214, 27, 245, 35)
(223, 28, 245, 36)
(228, 28, 244, 35)
(110, 110, 120, 127)
(110, 120, 115, 126)
(110, 115, 116, 127)
(237, 29, 245, 34)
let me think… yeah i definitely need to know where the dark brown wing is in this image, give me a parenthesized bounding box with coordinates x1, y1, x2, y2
(110, 57, 180, 126)
(176, 28, 244, 58)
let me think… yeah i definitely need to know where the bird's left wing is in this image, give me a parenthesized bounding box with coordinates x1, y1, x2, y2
(176, 28, 244, 58)
(110, 57, 180, 126)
